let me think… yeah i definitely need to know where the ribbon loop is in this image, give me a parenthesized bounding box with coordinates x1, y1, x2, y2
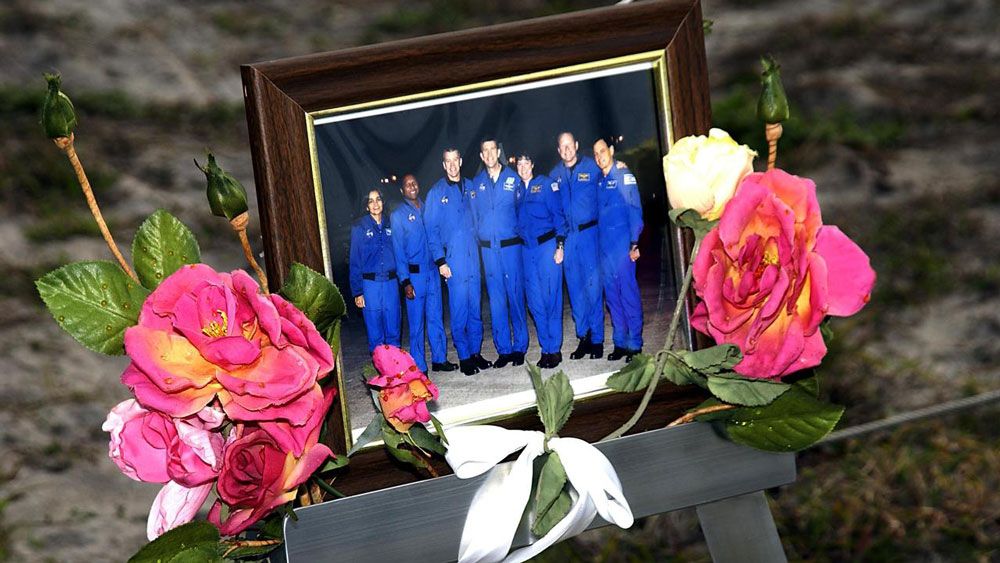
(445, 426, 633, 563)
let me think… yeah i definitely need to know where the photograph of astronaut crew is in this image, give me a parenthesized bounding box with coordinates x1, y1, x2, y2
(313, 66, 681, 431)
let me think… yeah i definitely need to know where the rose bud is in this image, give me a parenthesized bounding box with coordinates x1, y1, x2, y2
(757, 55, 790, 124)
(195, 152, 248, 221)
(40, 73, 77, 139)
(663, 128, 756, 221)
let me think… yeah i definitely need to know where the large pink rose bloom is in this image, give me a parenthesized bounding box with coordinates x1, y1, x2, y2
(122, 265, 334, 424)
(691, 169, 875, 379)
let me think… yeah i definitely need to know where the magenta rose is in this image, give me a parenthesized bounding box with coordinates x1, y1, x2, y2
(691, 169, 875, 379)
(121, 264, 334, 425)
(102, 399, 223, 486)
(368, 345, 439, 432)
(208, 428, 332, 535)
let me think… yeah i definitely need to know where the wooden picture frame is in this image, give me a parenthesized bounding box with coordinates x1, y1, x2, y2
(242, 0, 711, 495)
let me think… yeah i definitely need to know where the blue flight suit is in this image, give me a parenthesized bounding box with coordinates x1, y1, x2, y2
(349, 215, 401, 352)
(390, 199, 447, 373)
(597, 162, 644, 350)
(469, 166, 528, 356)
(424, 177, 484, 361)
(550, 156, 604, 345)
(517, 174, 568, 355)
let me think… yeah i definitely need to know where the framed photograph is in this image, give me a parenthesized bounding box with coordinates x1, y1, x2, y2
(243, 0, 710, 494)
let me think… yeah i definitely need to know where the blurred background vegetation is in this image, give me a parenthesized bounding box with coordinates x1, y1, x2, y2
(0, 0, 997, 561)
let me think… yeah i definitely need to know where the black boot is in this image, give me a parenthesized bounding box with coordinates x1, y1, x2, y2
(549, 352, 562, 369)
(473, 354, 493, 370)
(624, 349, 641, 363)
(511, 352, 525, 366)
(493, 353, 512, 369)
(432, 361, 458, 372)
(607, 346, 628, 361)
(536, 353, 553, 369)
(460, 357, 479, 376)
(570, 333, 591, 360)
(589, 341, 604, 360)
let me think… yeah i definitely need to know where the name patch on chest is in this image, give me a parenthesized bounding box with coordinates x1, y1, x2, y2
(503, 177, 516, 191)
(577, 172, 590, 182)
(530, 185, 542, 194)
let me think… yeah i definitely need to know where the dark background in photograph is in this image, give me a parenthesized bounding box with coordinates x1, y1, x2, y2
(314, 68, 681, 428)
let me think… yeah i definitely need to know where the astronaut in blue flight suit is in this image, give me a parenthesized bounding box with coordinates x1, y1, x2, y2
(424, 148, 492, 376)
(550, 132, 606, 360)
(470, 138, 529, 369)
(593, 137, 644, 362)
(349, 188, 402, 353)
(515, 152, 568, 369)
(390, 174, 458, 374)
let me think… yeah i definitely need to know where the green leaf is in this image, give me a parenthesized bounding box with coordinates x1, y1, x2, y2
(325, 319, 342, 357)
(669, 208, 718, 239)
(537, 371, 574, 438)
(347, 415, 384, 456)
(169, 545, 225, 563)
(318, 454, 349, 474)
(132, 209, 201, 290)
(128, 521, 219, 563)
(605, 353, 656, 392)
(279, 263, 347, 333)
(661, 353, 704, 387)
(532, 452, 568, 531)
(386, 442, 425, 467)
(707, 373, 791, 407)
(36, 261, 150, 355)
(430, 414, 448, 446)
(677, 344, 742, 373)
(380, 418, 405, 449)
(258, 513, 285, 539)
(796, 373, 820, 397)
(527, 364, 544, 395)
(531, 454, 572, 538)
(723, 386, 844, 452)
(407, 423, 447, 455)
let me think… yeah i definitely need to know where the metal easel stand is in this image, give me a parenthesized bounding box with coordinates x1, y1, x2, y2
(279, 423, 794, 562)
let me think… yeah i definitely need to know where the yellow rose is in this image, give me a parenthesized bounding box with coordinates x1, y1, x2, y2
(663, 128, 756, 221)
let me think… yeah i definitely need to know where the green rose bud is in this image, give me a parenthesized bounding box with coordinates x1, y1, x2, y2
(40, 73, 78, 139)
(195, 151, 249, 221)
(757, 55, 790, 124)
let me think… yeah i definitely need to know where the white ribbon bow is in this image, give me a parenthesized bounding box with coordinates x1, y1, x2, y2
(445, 425, 634, 563)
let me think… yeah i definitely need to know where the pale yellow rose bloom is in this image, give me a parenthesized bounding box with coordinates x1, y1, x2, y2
(663, 128, 756, 221)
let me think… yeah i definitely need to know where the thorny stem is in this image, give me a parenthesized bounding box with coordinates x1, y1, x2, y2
(666, 404, 737, 427)
(53, 135, 138, 283)
(765, 122, 782, 170)
(230, 212, 269, 293)
(312, 476, 346, 499)
(602, 238, 701, 441)
(221, 538, 282, 557)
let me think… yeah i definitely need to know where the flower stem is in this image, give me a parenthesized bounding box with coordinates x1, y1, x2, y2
(666, 404, 737, 427)
(602, 238, 701, 441)
(53, 135, 138, 283)
(229, 211, 269, 293)
(312, 477, 345, 499)
(220, 538, 283, 558)
(765, 122, 782, 170)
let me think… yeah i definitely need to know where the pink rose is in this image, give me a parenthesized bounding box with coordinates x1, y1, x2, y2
(121, 264, 334, 425)
(368, 345, 439, 432)
(209, 428, 332, 535)
(691, 169, 875, 379)
(102, 399, 224, 486)
(147, 481, 214, 540)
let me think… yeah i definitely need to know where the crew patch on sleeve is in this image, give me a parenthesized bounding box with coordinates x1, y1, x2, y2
(624, 173, 637, 185)
(550, 182, 559, 192)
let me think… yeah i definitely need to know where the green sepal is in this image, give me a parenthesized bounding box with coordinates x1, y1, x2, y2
(605, 353, 657, 393)
(706, 372, 791, 407)
(195, 151, 249, 220)
(318, 454, 349, 474)
(407, 422, 447, 455)
(347, 415, 383, 456)
(127, 521, 219, 563)
(36, 261, 150, 355)
(430, 414, 448, 447)
(757, 55, 790, 124)
(668, 208, 718, 239)
(379, 418, 433, 472)
(40, 73, 77, 138)
(280, 263, 346, 335)
(722, 385, 844, 452)
(531, 452, 572, 537)
(132, 209, 201, 290)
(530, 368, 574, 438)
